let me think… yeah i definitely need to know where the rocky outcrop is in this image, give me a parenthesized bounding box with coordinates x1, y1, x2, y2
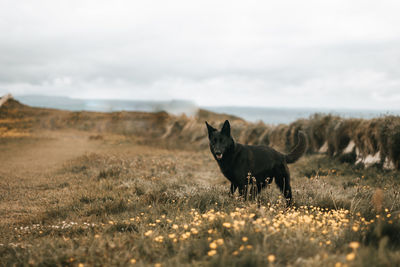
(0, 94, 13, 107)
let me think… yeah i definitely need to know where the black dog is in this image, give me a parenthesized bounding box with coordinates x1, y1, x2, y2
(206, 120, 307, 205)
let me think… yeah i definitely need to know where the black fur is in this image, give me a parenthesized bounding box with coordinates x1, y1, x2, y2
(206, 120, 307, 205)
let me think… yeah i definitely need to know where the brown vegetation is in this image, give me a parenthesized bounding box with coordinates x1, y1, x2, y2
(1, 98, 400, 266)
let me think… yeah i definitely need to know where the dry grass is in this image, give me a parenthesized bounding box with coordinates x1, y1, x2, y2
(1, 132, 400, 266)
(1, 99, 400, 266)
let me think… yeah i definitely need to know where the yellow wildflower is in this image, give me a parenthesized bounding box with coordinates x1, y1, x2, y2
(267, 254, 276, 262)
(208, 250, 217, 256)
(346, 252, 356, 261)
(144, 230, 153, 236)
(349, 242, 360, 250)
(154, 236, 164, 243)
(216, 239, 224, 245)
(223, 222, 232, 228)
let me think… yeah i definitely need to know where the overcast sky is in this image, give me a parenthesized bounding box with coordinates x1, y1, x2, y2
(1, 0, 400, 109)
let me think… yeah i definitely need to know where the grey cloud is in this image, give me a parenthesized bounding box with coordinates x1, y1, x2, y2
(1, 0, 400, 109)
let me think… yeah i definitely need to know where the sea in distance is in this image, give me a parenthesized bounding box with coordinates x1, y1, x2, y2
(16, 95, 400, 125)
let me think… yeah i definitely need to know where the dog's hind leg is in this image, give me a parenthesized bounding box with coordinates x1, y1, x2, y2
(257, 182, 262, 193)
(274, 165, 292, 206)
(238, 185, 247, 199)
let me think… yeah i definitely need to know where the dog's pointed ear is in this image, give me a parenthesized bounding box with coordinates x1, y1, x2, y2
(205, 121, 216, 138)
(221, 120, 231, 137)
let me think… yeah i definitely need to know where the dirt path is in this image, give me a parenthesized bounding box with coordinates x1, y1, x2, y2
(0, 131, 113, 224)
(0, 131, 223, 224)
(0, 132, 97, 176)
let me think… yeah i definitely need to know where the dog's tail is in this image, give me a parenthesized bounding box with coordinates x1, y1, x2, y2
(285, 131, 307, 164)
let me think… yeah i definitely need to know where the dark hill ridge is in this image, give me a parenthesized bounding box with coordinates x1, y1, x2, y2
(1, 96, 400, 170)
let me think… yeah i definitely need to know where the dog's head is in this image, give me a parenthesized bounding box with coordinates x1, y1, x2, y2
(205, 120, 234, 161)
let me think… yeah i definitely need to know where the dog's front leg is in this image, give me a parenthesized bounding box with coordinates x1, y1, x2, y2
(230, 183, 237, 196)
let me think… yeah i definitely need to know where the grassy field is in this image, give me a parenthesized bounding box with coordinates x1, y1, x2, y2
(1, 104, 400, 266)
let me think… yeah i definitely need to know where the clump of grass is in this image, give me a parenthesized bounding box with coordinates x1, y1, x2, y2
(97, 166, 123, 179)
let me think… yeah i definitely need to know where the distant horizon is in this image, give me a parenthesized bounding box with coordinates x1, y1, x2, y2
(9, 93, 400, 125)
(7, 93, 400, 112)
